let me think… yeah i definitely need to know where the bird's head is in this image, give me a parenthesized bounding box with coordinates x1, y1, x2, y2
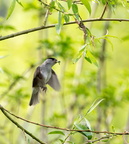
(44, 58, 60, 67)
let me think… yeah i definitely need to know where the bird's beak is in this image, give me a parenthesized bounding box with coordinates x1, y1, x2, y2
(56, 60, 60, 64)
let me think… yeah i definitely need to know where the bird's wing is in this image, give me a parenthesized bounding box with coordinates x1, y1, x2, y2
(47, 69, 61, 91)
(32, 66, 45, 87)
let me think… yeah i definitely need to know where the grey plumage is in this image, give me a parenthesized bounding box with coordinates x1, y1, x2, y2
(29, 58, 61, 106)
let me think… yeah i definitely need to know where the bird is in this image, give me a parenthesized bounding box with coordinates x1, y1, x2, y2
(29, 58, 61, 106)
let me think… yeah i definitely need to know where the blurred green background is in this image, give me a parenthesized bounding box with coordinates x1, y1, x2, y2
(0, 0, 129, 144)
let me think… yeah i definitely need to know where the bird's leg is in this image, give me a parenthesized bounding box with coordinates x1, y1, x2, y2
(43, 87, 47, 92)
(41, 86, 47, 93)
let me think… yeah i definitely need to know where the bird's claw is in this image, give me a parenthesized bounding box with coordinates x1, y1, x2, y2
(41, 87, 47, 93)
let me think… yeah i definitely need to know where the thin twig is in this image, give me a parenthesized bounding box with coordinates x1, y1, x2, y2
(0, 105, 46, 144)
(0, 18, 129, 41)
(62, 131, 74, 144)
(43, 0, 54, 26)
(74, 15, 87, 44)
(38, 0, 64, 13)
(43, 9, 50, 26)
(86, 135, 113, 144)
(99, 2, 108, 19)
(0, 105, 129, 136)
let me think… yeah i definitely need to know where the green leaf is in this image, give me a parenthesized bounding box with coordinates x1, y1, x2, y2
(85, 56, 92, 64)
(104, 34, 119, 39)
(67, 141, 75, 144)
(55, 12, 62, 34)
(86, 27, 92, 37)
(97, 34, 119, 50)
(72, 52, 82, 63)
(74, 118, 92, 140)
(72, 4, 78, 14)
(122, 35, 129, 41)
(49, 1, 55, 12)
(104, 38, 114, 50)
(80, 0, 91, 14)
(16, 0, 23, 7)
(72, 57, 81, 63)
(102, 139, 110, 142)
(64, 14, 70, 23)
(57, 2, 65, 12)
(74, 13, 80, 21)
(48, 131, 65, 136)
(79, 44, 87, 52)
(55, 24, 61, 34)
(86, 99, 104, 115)
(6, 0, 16, 19)
(112, 125, 116, 133)
(59, 139, 64, 143)
(0, 25, 16, 31)
(67, 0, 72, 9)
(85, 51, 98, 66)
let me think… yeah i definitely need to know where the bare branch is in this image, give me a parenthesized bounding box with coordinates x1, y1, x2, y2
(99, 2, 108, 19)
(1, 105, 129, 136)
(0, 105, 46, 144)
(43, 0, 54, 26)
(0, 18, 129, 41)
(74, 15, 87, 44)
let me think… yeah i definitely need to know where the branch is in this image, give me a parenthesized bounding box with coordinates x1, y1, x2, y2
(86, 135, 113, 144)
(0, 105, 46, 144)
(1, 105, 129, 136)
(38, 0, 64, 13)
(99, 2, 108, 19)
(74, 15, 87, 44)
(43, 6, 50, 26)
(0, 18, 129, 41)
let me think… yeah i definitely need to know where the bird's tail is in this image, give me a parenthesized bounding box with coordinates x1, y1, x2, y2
(29, 87, 40, 106)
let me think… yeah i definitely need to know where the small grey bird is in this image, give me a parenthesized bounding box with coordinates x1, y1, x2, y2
(29, 58, 61, 106)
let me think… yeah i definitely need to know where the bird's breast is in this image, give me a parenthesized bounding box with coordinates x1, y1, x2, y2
(41, 69, 51, 83)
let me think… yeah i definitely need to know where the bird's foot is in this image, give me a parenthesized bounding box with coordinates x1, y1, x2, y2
(41, 87, 47, 93)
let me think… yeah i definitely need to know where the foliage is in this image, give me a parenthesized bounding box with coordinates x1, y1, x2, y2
(0, 0, 129, 144)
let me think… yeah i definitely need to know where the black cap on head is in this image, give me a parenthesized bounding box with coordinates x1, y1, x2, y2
(47, 58, 57, 61)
